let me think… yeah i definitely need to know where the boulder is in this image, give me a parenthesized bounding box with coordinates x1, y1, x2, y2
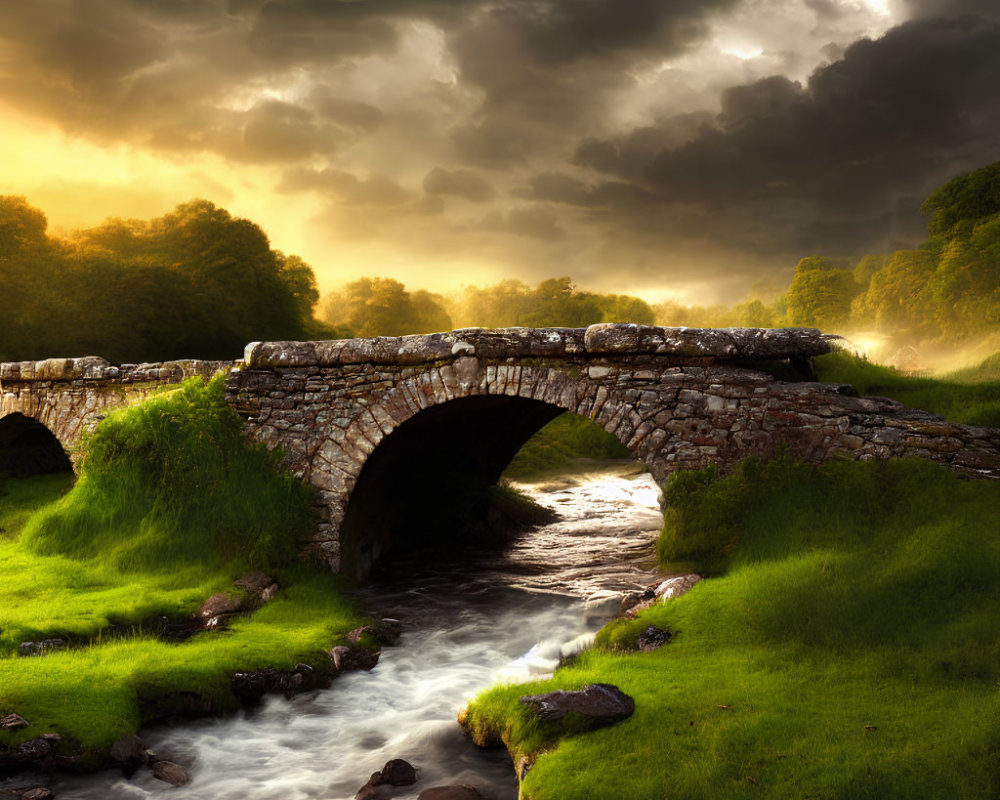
(151, 760, 190, 786)
(18, 639, 65, 657)
(230, 663, 331, 701)
(346, 619, 403, 647)
(378, 759, 417, 786)
(0, 787, 54, 800)
(355, 758, 417, 798)
(0, 713, 29, 730)
(329, 645, 380, 672)
(416, 786, 484, 800)
(618, 589, 655, 616)
(109, 734, 145, 764)
(16, 735, 60, 763)
(636, 626, 672, 651)
(653, 574, 701, 600)
(520, 683, 634, 727)
(197, 592, 244, 628)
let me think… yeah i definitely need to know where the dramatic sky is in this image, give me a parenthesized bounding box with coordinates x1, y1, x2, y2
(2, 0, 999, 303)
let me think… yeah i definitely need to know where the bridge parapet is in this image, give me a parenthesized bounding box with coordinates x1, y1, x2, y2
(242, 324, 835, 368)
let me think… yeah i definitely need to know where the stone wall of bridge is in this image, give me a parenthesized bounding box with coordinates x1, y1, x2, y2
(0, 357, 232, 465)
(3, 326, 999, 576)
(227, 325, 1000, 575)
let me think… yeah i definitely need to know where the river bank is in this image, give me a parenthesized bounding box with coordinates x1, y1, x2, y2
(2, 465, 666, 799)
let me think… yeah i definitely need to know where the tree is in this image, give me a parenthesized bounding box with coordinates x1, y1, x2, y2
(784, 257, 860, 330)
(921, 160, 1000, 241)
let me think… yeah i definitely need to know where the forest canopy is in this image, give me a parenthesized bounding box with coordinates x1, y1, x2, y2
(0, 198, 329, 363)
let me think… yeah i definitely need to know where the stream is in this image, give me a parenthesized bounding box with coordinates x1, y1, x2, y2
(35, 464, 664, 800)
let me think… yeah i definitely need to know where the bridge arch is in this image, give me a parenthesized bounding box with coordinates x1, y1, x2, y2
(0, 412, 73, 476)
(332, 361, 649, 576)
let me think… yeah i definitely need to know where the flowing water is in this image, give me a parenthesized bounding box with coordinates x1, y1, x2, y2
(27, 465, 664, 800)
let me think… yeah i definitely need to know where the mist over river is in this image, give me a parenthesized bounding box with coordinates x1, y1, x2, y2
(37, 465, 664, 800)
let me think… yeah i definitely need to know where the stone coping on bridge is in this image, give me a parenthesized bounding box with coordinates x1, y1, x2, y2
(0, 357, 233, 383)
(243, 324, 838, 369)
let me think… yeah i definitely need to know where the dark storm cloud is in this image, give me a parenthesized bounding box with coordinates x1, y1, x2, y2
(571, 16, 1000, 259)
(422, 168, 496, 202)
(445, 0, 740, 167)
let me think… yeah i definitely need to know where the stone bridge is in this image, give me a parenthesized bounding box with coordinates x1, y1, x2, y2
(3, 325, 999, 576)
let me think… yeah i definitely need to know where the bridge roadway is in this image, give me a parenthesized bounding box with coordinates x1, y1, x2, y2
(2, 324, 998, 575)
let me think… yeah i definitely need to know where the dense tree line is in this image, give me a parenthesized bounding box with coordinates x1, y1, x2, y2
(5, 160, 996, 364)
(651, 161, 1000, 347)
(0, 197, 329, 363)
(778, 161, 1000, 340)
(320, 276, 656, 335)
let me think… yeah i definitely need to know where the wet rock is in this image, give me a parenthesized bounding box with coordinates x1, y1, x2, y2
(109, 734, 145, 764)
(151, 760, 190, 786)
(355, 758, 418, 798)
(0, 713, 29, 731)
(197, 592, 244, 628)
(16, 735, 60, 763)
(346, 619, 403, 647)
(18, 639, 65, 657)
(618, 589, 655, 616)
(520, 683, 635, 728)
(230, 663, 331, 701)
(636, 626, 672, 651)
(329, 645, 380, 672)
(19, 789, 53, 800)
(416, 786, 484, 800)
(0, 787, 54, 800)
(654, 574, 701, 600)
(378, 759, 417, 786)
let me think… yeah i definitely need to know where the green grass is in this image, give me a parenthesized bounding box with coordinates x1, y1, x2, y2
(0, 379, 363, 764)
(946, 351, 1000, 383)
(504, 413, 633, 480)
(816, 350, 1000, 427)
(463, 456, 1000, 799)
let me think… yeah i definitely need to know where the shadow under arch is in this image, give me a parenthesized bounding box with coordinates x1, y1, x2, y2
(339, 392, 650, 578)
(0, 413, 73, 476)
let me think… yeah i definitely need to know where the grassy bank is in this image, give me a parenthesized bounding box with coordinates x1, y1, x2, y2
(503, 413, 632, 480)
(815, 350, 1000, 427)
(463, 456, 1000, 799)
(0, 378, 363, 765)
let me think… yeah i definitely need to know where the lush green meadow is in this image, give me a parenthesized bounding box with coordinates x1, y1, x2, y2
(815, 350, 1000, 428)
(464, 455, 1000, 799)
(0, 379, 362, 764)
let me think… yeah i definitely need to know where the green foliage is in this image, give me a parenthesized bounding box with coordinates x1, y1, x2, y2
(0, 388, 362, 758)
(450, 277, 654, 330)
(504, 413, 632, 480)
(320, 275, 656, 337)
(321, 277, 453, 336)
(922, 160, 1000, 239)
(785, 257, 860, 330)
(0, 197, 324, 362)
(23, 376, 314, 570)
(815, 350, 1000, 428)
(467, 457, 1000, 799)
